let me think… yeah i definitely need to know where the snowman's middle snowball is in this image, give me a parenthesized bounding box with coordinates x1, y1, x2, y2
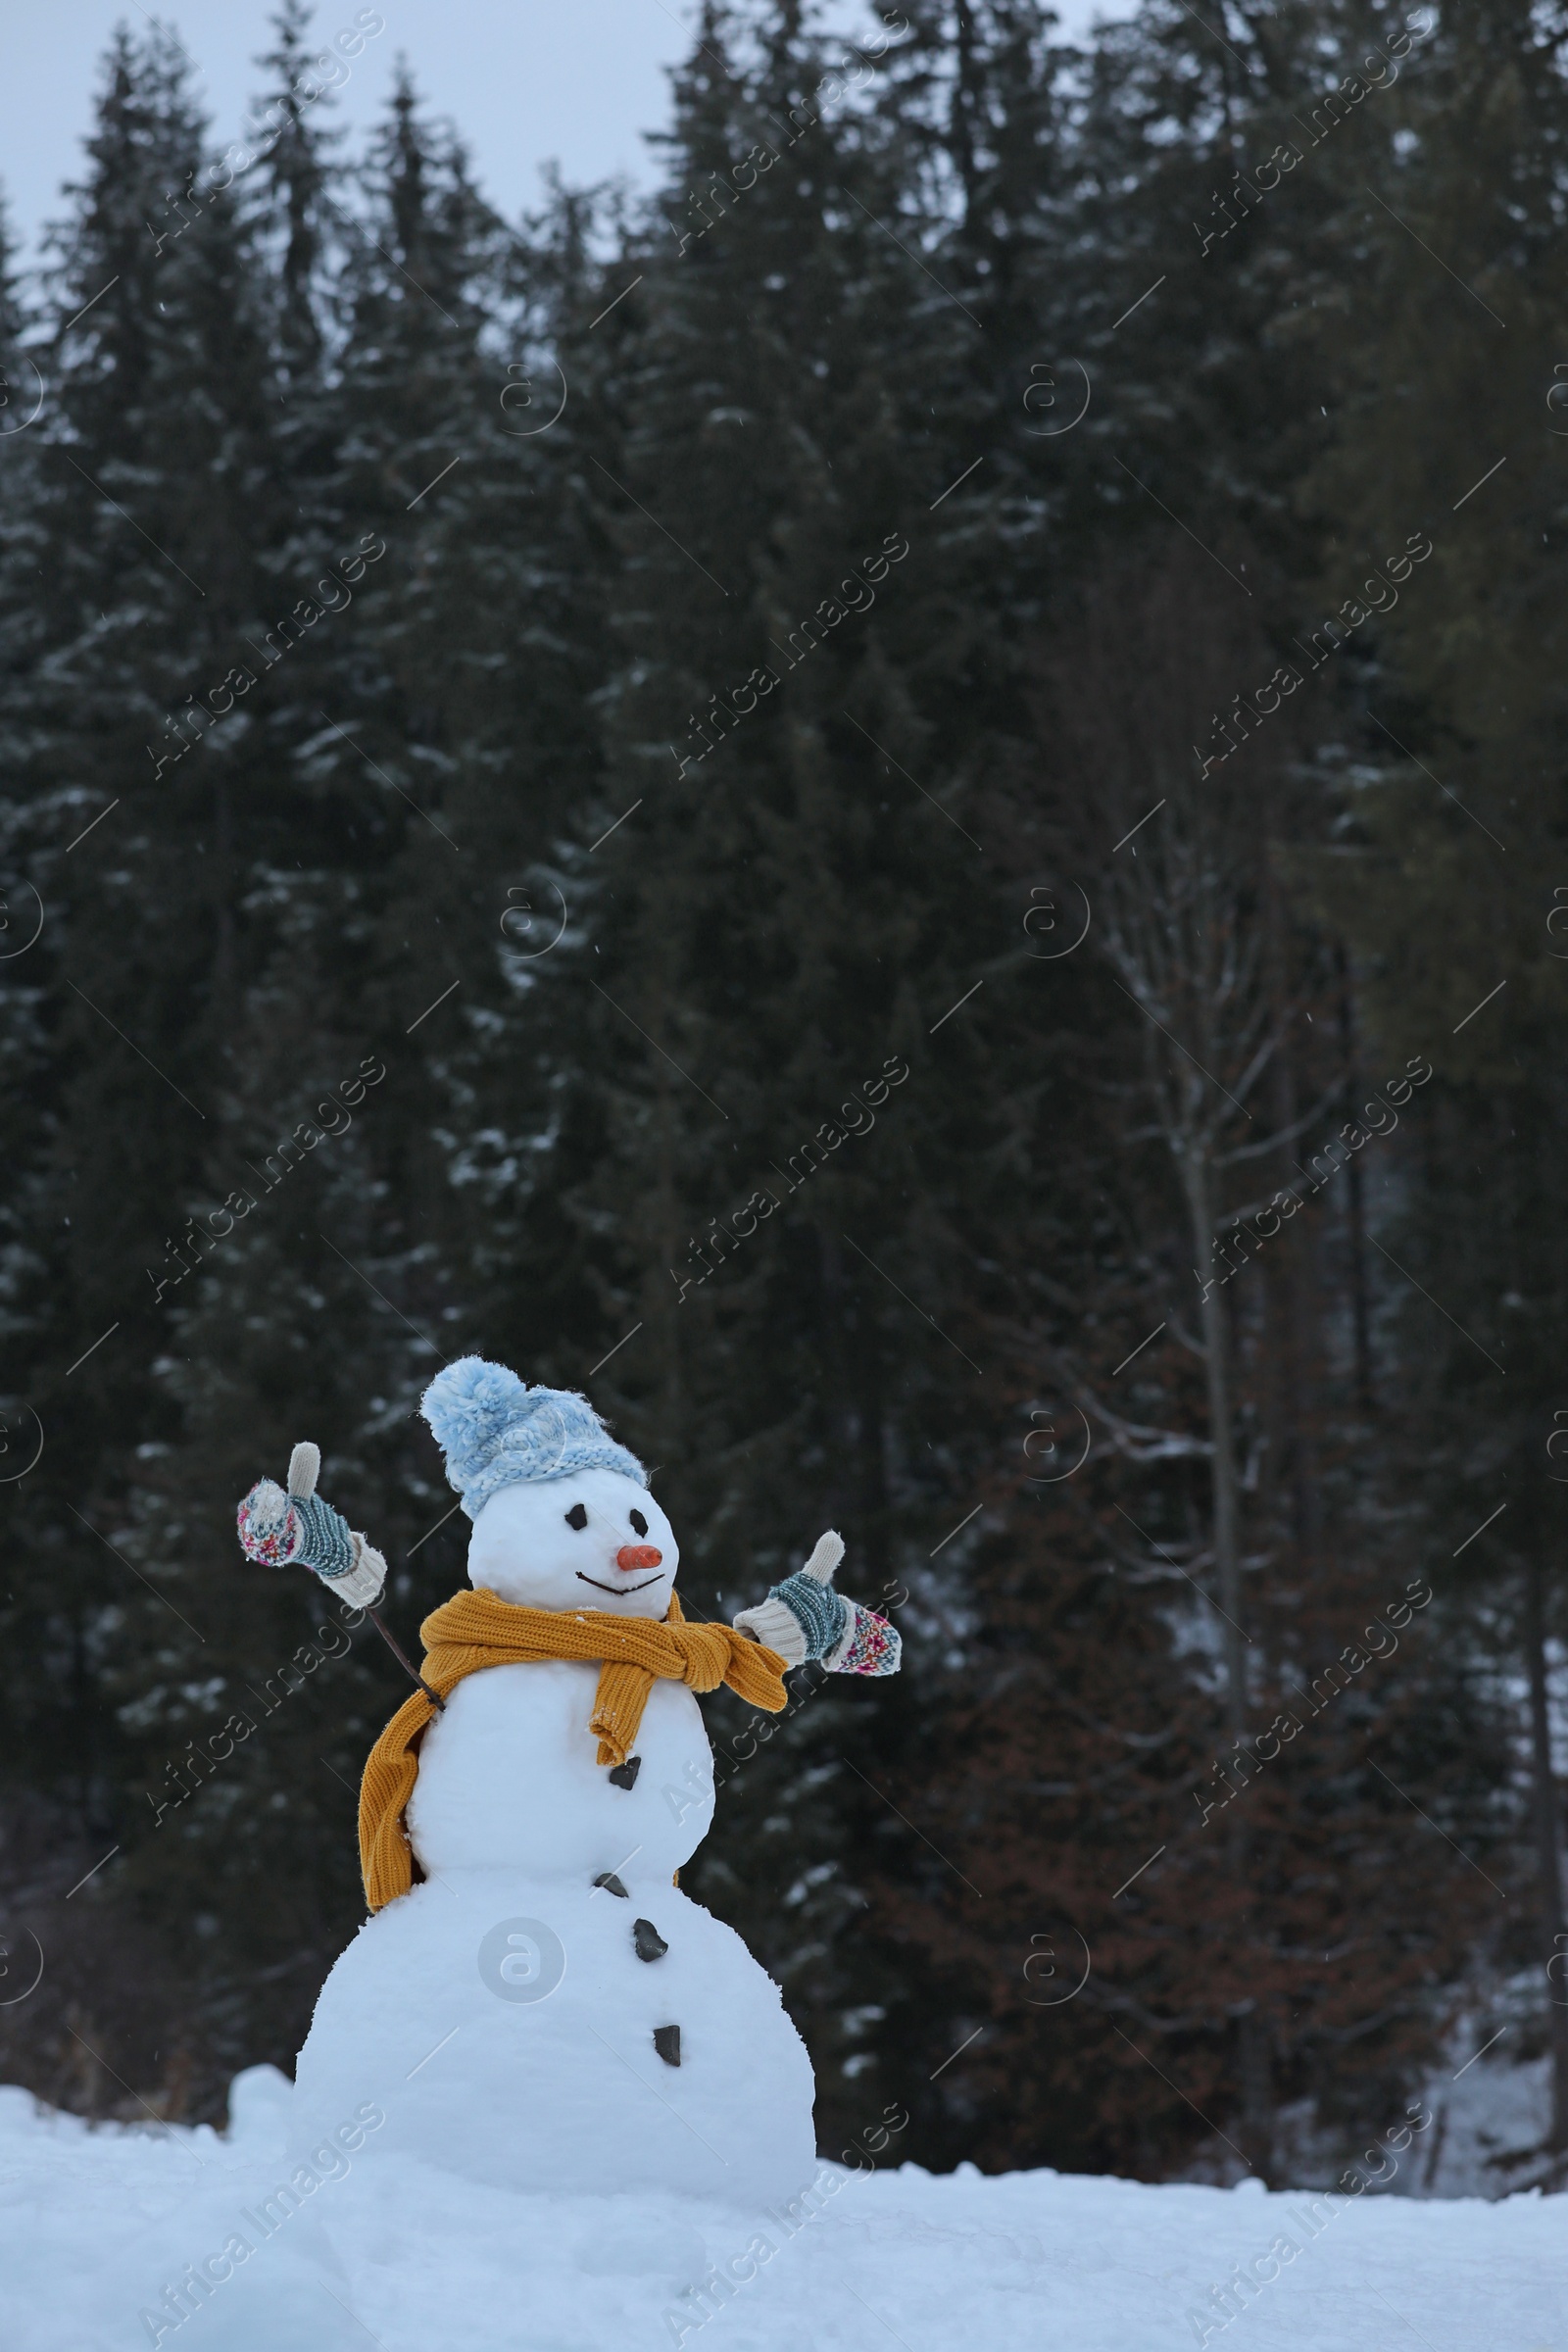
(357, 1584, 790, 1910)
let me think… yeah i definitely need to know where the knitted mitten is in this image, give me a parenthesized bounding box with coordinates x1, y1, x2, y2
(236, 1441, 387, 1609)
(732, 1531, 901, 1677)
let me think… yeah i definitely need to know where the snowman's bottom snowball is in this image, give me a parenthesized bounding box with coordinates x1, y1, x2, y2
(293, 1872, 818, 2207)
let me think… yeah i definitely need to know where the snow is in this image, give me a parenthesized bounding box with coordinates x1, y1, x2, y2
(464, 1465, 681, 1619)
(1420, 2049, 1557, 2198)
(1265, 2046, 1560, 2204)
(1, 2068, 1562, 2352)
(293, 1863, 816, 2205)
(11, 1446, 1556, 2347)
(405, 1656, 714, 1879)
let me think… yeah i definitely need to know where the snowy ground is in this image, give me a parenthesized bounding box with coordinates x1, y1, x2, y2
(1419, 2048, 1559, 2198)
(2, 2067, 1563, 2352)
(1277, 2049, 1561, 2204)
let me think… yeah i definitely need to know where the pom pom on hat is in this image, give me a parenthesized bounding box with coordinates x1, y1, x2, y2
(421, 1357, 529, 1471)
(421, 1355, 647, 1521)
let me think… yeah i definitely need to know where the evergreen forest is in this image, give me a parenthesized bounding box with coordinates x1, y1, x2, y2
(2, 0, 1565, 2190)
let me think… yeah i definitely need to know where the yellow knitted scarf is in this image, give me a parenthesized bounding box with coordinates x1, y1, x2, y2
(358, 1586, 788, 1911)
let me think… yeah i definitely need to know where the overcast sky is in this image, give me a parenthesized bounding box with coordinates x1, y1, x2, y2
(0, 2, 1126, 267)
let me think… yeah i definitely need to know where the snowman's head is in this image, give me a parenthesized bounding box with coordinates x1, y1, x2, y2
(466, 1467, 679, 1617)
(422, 1358, 675, 1616)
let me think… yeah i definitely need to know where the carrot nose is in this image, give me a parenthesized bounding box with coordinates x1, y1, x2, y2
(616, 1544, 662, 1572)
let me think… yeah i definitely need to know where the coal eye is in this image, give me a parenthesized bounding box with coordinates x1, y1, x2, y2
(564, 1502, 588, 1530)
(629, 1508, 649, 1537)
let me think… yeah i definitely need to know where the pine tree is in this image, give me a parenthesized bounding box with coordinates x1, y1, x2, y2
(1295, 0, 1568, 2163)
(0, 19, 307, 2108)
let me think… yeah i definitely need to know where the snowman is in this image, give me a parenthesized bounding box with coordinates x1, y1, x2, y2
(237, 1358, 899, 2210)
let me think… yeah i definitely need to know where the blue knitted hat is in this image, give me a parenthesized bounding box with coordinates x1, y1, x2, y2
(421, 1356, 647, 1521)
